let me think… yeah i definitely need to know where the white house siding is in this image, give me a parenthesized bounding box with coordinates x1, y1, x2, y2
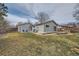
(44, 21, 57, 33)
(32, 25, 44, 33)
(18, 26, 21, 32)
(18, 24, 32, 32)
(32, 21, 57, 33)
(36, 25, 45, 33)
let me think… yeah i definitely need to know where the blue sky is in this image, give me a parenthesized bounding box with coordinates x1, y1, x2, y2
(5, 3, 76, 25)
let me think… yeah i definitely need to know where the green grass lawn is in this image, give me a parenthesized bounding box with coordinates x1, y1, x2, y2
(0, 32, 79, 56)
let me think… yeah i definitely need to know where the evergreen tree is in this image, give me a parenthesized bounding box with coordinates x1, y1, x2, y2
(0, 3, 8, 34)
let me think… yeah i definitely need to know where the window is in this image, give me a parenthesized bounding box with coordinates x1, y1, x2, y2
(46, 25, 49, 27)
(22, 30, 24, 32)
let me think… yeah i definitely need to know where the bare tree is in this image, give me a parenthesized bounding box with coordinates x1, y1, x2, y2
(36, 12, 49, 23)
(16, 22, 24, 27)
(27, 4, 51, 23)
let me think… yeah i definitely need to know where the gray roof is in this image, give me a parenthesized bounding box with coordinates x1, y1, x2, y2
(18, 23, 32, 26)
(34, 20, 58, 26)
(17, 20, 58, 26)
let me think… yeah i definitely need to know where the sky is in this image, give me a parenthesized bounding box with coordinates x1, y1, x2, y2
(5, 3, 77, 25)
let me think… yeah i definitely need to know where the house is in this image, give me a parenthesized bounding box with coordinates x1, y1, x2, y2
(18, 23, 32, 32)
(32, 20, 58, 33)
(17, 20, 58, 33)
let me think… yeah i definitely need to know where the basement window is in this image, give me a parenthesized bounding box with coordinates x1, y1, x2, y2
(46, 25, 49, 27)
(22, 30, 24, 32)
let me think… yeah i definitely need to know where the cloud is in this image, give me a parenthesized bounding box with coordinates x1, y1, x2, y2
(6, 13, 38, 25)
(50, 3, 76, 24)
(6, 13, 27, 25)
(5, 3, 77, 25)
(6, 3, 34, 18)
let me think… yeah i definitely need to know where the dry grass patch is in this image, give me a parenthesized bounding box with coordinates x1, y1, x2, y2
(0, 32, 79, 56)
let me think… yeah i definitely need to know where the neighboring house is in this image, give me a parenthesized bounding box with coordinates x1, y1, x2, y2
(57, 22, 79, 33)
(32, 20, 58, 33)
(8, 26, 18, 32)
(18, 23, 32, 32)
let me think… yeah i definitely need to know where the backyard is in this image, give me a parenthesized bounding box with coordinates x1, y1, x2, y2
(0, 32, 79, 56)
